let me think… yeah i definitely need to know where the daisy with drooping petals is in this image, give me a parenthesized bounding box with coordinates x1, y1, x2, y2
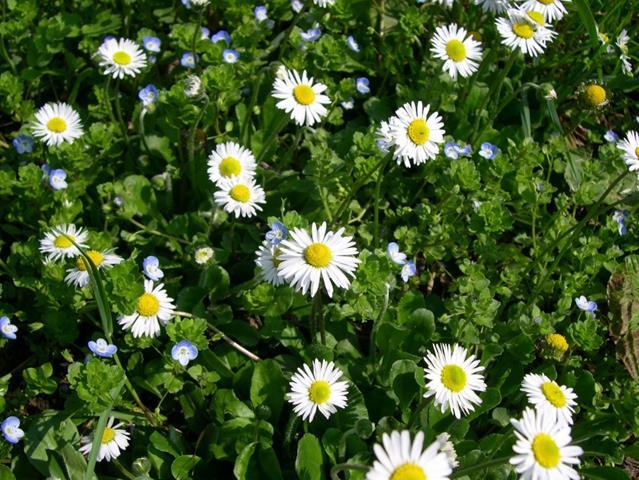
(272, 68, 330, 126)
(521, 373, 578, 425)
(431, 24, 483, 80)
(65, 249, 123, 288)
(510, 408, 583, 480)
(520, 0, 570, 22)
(79, 417, 130, 462)
(473, 0, 509, 14)
(255, 241, 286, 286)
(423, 343, 487, 418)
(97, 37, 147, 79)
(32, 102, 84, 147)
(432, 0, 454, 7)
(39, 224, 89, 262)
(312, 0, 336, 7)
(288, 359, 348, 422)
(496, 9, 555, 57)
(617, 130, 639, 172)
(277, 222, 360, 297)
(213, 177, 266, 218)
(386, 101, 446, 167)
(207, 141, 257, 185)
(118, 280, 175, 337)
(366, 430, 453, 480)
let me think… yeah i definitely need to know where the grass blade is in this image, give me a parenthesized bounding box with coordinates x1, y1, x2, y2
(573, 0, 599, 48)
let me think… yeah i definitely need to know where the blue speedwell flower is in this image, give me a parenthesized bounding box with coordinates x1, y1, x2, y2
(200, 27, 210, 40)
(444, 141, 461, 159)
(223, 49, 240, 63)
(301, 27, 321, 42)
(88, 338, 118, 358)
(347, 35, 360, 52)
(386, 242, 407, 265)
(401, 260, 417, 282)
(211, 30, 231, 45)
(266, 221, 288, 245)
(143, 36, 161, 53)
(254, 5, 268, 22)
(48, 169, 68, 190)
(1, 417, 24, 444)
(181, 52, 196, 68)
(12, 134, 34, 154)
(291, 0, 303, 12)
(575, 295, 597, 317)
(356, 77, 370, 95)
(139, 84, 159, 107)
(479, 142, 498, 159)
(142, 256, 164, 281)
(0, 316, 17, 340)
(172, 340, 198, 366)
(604, 129, 619, 143)
(341, 97, 355, 110)
(613, 210, 629, 235)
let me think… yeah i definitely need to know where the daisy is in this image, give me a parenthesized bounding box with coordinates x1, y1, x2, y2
(521, 373, 578, 425)
(376, 120, 393, 153)
(171, 340, 199, 366)
(65, 249, 123, 288)
(194, 246, 214, 264)
(39, 224, 89, 262)
(272, 68, 330, 126)
(213, 177, 266, 218)
(436, 433, 459, 469)
(473, 0, 509, 14)
(423, 343, 487, 418)
(366, 430, 453, 480)
(1, 417, 24, 444)
(520, 0, 570, 22)
(496, 9, 555, 57)
(431, 24, 483, 80)
(0, 316, 17, 340)
(207, 141, 257, 185)
(510, 408, 583, 479)
(88, 338, 118, 358)
(118, 280, 176, 338)
(97, 37, 147, 79)
(32, 102, 84, 147)
(255, 241, 286, 286)
(184, 74, 202, 98)
(277, 222, 360, 297)
(79, 417, 130, 462)
(288, 359, 348, 421)
(617, 130, 639, 172)
(313, 0, 336, 6)
(386, 101, 446, 167)
(582, 83, 608, 108)
(432, 0, 454, 7)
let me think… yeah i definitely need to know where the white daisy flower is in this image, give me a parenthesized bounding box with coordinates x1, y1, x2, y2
(97, 37, 147, 79)
(277, 222, 360, 298)
(473, 0, 509, 14)
(431, 24, 483, 80)
(496, 9, 556, 57)
(79, 417, 130, 462)
(510, 408, 583, 480)
(194, 246, 214, 265)
(32, 102, 84, 147)
(255, 241, 285, 286)
(521, 373, 578, 426)
(207, 141, 257, 185)
(436, 433, 459, 469)
(213, 177, 266, 218)
(272, 68, 330, 126)
(288, 359, 348, 421)
(520, 0, 570, 22)
(366, 430, 453, 480)
(423, 343, 487, 418)
(39, 224, 89, 262)
(118, 280, 175, 338)
(313, 0, 335, 6)
(618, 130, 639, 172)
(386, 101, 446, 168)
(432, 0, 454, 7)
(64, 249, 123, 288)
(184, 74, 202, 98)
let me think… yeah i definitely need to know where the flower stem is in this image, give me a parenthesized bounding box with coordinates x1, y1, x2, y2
(191, 11, 203, 72)
(112, 79, 130, 151)
(188, 94, 210, 193)
(256, 114, 289, 164)
(314, 291, 325, 345)
(373, 157, 392, 248)
(331, 463, 369, 480)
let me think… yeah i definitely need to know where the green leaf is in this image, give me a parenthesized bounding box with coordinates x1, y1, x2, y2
(573, 0, 599, 48)
(170, 455, 201, 480)
(0, 465, 16, 480)
(23, 362, 57, 396)
(295, 434, 323, 480)
(579, 467, 629, 480)
(250, 360, 287, 423)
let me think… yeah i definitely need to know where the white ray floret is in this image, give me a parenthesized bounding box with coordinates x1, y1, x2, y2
(207, 141, 257, 185)
(32, 102, 84, 147)
(496, 9, 556, 57)
(255, 241, 286, 286)
(618, 130, 639, 172)
(65, 249, 123, 288)
(97, 37, 147, 79)
(213, 177, 266, 218)
(272, 68, 330, 126)
(288, 359, 348, 421)
(521, 373, 578, 425)
(39, 224, 89, 262)
(79, 417, 130, 462)
(118, 280, 175, 337)
(431, 24, 483, 80)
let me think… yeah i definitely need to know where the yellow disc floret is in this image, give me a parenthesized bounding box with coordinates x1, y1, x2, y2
(446, 39, 467, 61)
(532, 433, 560, 468)
(137, 293, 160, 317)
(390, 464, 427, 480)
(229, 184, 251, 203)
(407, 119, 430, 145)
(546, 333, 568, 353)
(101, 427, 116, 444)
(584, 84, 606, 106)
(54, 235, 74, 249)
(304, 243, 333, 268)
(293, 85, 316, 105)
(308, 380, 331, 404)
(512, 23, 535, 39)
(441, 364, 467, 392)
(541, 382, 566, 407)
(47, 117, 67, 133)
(219, 157, 242, 177)
(113, 51, 132, 65)
(76, 250, 105, 271)
(527, 11, 545, 26)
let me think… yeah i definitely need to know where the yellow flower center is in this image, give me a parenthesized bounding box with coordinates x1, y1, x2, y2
(137, 293, 160, 317)
(512, 23, 535, 39)
(441, 364, 467, 392)
(599, 32, 609, 44)
(53, 235, 74, 249)
(546, 333, 568, 353)
(101, 427, 116, 444)
(113, 51, 132, 65)
(229, 184, 251, 203)
(584, 85, 606, 106)
(407, 119, 430, 145)
(219, 156, 242, 177)
(293, 84, 316, 105)
(304, 242, 333, 268)
(308, 380, 331, 404)
(532, 433, 560, 468)
(390, 464, 427, 480)
(538, 0, 555, 4)
(47, 117, 67, 133)
(76, 250, 105, 271)
(635, 147, 639, 158)
(446, 39, 467, 61)
(541, 382, 566, 407)
(527, 11, 545, 26)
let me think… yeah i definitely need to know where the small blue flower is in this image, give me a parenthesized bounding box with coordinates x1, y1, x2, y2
(341, 98, 354, 110)
(139, 84, 159, 107)
(356, 77, 370, 95)
(401, 260, 417, 282)
(223, 49, 240, 63)
(211, 30, 231, 45)
(613, 210, 629, 235)
(291, 0, 304, 12)
(40, 164, 51, 180)
(575, 295, 597, 316)
(301, 27, 321, 42)
(0, 316, 17, 340)
(444, 141, 460, 159)
(456, 144, 472, 157)
(266, 221, 288, 245)
(48, 169, 68, 190)
(103, 35, 116, 43)
(478, 142, 498, 160)
(88, 338, 118, 358)
(200, 27, 210, 40)
(12, 134, 34, 154)
(142, 256, 164, 281)
(386, 242, 407, 265)
(347, 35, 360, 52)
(181, 52, 197, 68)
(254, 5, 268, 22)
(143, 36, 161, 53)
(172, 340, 199, 366)
(604, 129, 619, 143)
(1, 417, 24, 444)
